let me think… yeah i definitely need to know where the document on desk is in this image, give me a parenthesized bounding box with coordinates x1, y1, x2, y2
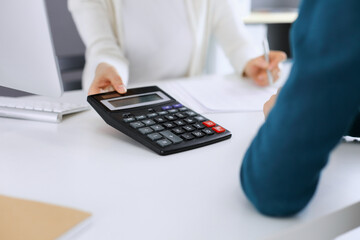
(161, 75, 283, 114)
(161, 62, 291, 113)
(0, 195, 92, 240)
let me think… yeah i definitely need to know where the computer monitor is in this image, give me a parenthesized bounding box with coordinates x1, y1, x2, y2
(0, 0, 63, 97)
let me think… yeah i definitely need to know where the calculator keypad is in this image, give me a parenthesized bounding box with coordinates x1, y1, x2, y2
(122, 104, 228, 149)
(89, 86, 231, 156)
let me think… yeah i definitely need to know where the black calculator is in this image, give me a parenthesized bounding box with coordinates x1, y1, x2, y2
(87, 86, 231, 155)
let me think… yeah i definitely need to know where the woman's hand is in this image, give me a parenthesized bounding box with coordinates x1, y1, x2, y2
(88, 62, 127, 95)
(243, 51, 287, 87)
(263, 88, 281, 119)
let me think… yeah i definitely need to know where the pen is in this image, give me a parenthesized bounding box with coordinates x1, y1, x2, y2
(262, 38, 274, 85)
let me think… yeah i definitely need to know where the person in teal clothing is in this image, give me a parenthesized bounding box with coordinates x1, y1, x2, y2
(240, 0, 360, 217)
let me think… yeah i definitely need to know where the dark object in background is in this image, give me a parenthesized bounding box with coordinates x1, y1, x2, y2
(348, 113, 360, 137)
(268, 23, 292, 59)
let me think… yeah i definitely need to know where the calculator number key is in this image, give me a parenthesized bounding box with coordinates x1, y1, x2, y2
(135, 115, 146, 121)
(147, 113, 158, 118)
(160, 130, 183, 144)
(175, 113, 186, 119)
(172, 128, 185, 134)
(142, 119, 156, 126)
(130, 121, 145, 129)
(192, 131, 205, 138)
(138, 127, 153, 135)
(202, 128, 215, 135)
(183, 125, 195, 132)
(165, 115, 177, 121)
(123, 117, 135, 123)
(156, 139, 172, 147)
(147, 133, 162, 141)
(151, 125, 165, 131)
(174, 120, 185, 126)
(194, 116, 206, 122)
(185, 111, 196, 116)
(184, 118, 196, 124)
(181, 133, 195, 141)
(193, 123, 205, 129)
(168, 109, 178, 114)
(163, 122, 176, 128)
(154, 117, 166, 123)
(158, 111, 168, 116)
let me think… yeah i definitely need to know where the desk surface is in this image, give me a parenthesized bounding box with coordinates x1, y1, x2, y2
(1, 81, 360, 240)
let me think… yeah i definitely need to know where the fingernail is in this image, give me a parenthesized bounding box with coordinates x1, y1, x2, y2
(118, 85, 127, 93)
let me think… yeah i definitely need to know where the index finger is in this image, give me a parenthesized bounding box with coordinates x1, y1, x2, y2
(269, 51, 287, 70)
(107, 70, 127, 94)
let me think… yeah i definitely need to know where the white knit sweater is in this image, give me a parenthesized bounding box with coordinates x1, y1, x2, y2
(68, 0, 261, 91)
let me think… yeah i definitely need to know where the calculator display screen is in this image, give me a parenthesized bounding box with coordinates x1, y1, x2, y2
(109, 94, 163, 108)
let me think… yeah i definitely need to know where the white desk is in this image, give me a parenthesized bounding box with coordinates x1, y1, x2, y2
(1, 79, 360, 240)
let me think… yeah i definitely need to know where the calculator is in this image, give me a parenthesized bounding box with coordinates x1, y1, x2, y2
(87, 86, 231, 155)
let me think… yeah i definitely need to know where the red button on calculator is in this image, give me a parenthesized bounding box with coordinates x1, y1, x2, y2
(212, 126, 226, 133)
(203, 121, 216, 127)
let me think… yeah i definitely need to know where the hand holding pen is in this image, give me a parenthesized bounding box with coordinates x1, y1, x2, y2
(243, 39, 287, 87)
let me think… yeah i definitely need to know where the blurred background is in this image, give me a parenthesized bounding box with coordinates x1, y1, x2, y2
(0, 0, 300, 97)
(252, 0, 300, 10)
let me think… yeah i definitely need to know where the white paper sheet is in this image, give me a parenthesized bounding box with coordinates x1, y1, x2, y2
(159, 61, 292, 113)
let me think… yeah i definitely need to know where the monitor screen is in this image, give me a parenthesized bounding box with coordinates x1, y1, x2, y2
(0, 0, 63, 97)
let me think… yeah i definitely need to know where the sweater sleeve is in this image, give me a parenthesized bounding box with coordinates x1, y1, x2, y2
(211, 0, 262, 76)
(240, 0, 360, 217)
(68, 0, 129, 91)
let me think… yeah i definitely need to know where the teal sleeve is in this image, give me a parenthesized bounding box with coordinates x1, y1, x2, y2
(240, 0, 360, 217)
